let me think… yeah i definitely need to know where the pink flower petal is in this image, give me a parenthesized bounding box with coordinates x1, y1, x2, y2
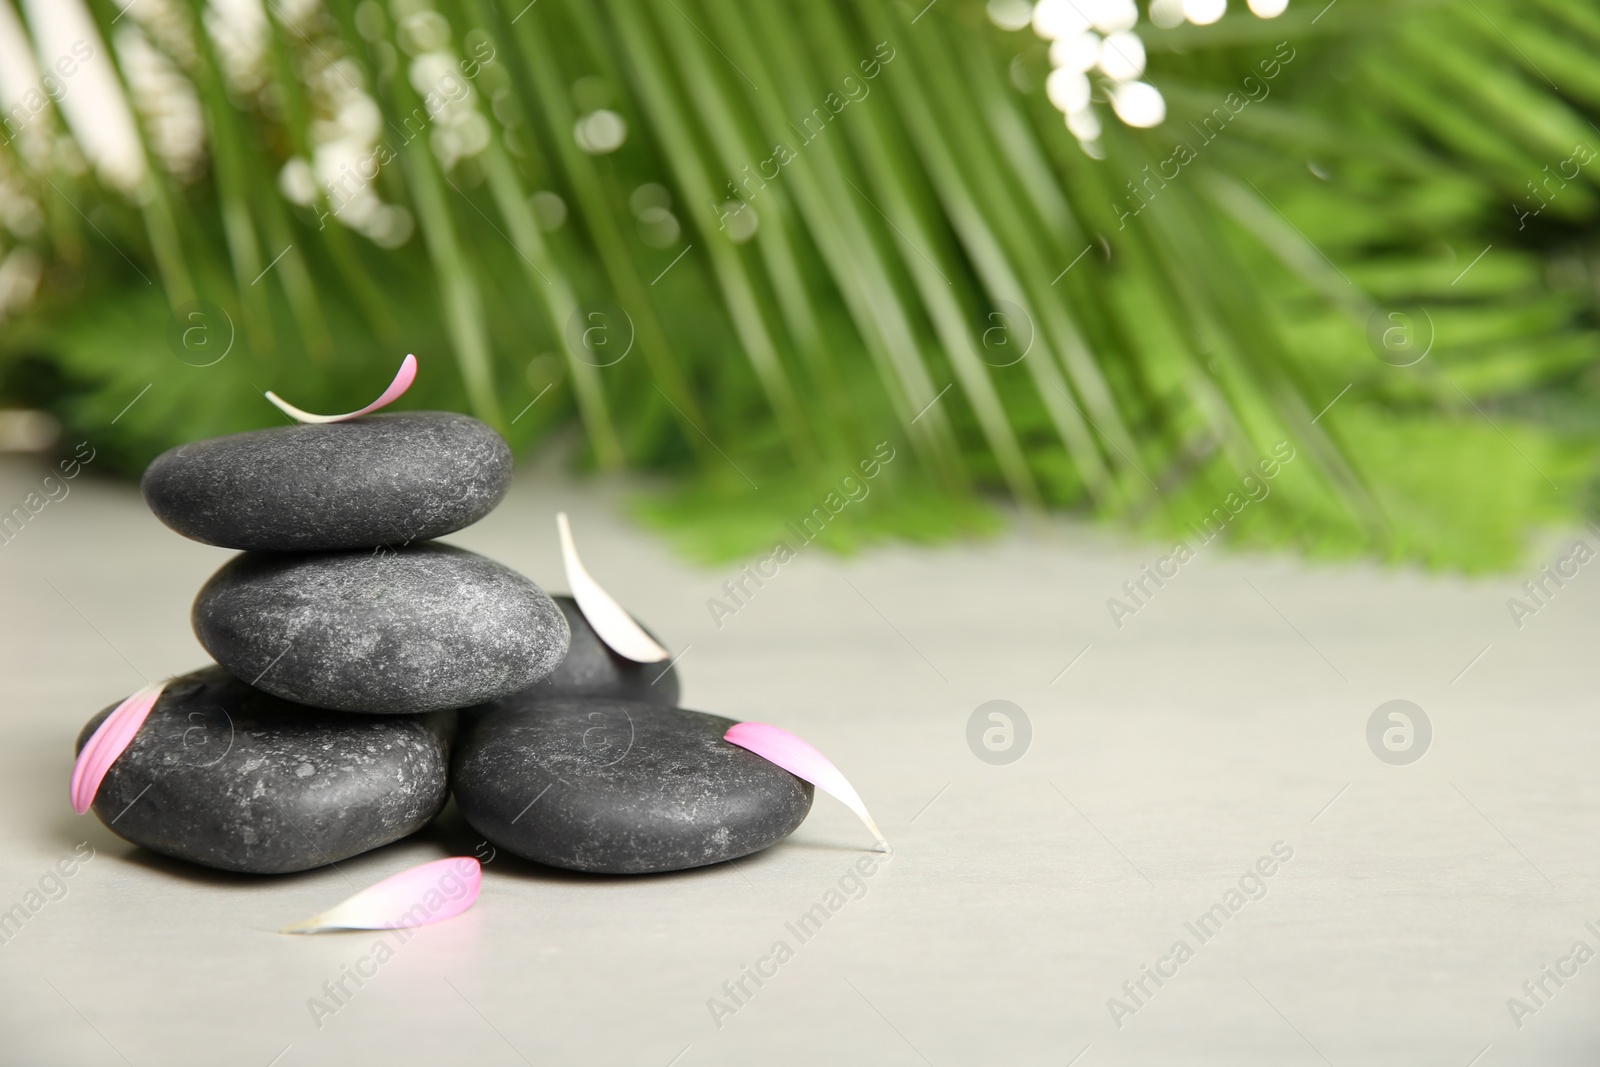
(724, 722, 888, 852)
(558, 512, 670, 663)
(264, 353, 418, 424)
(70, 681, 166, 815)
(280, 857, 482, 934)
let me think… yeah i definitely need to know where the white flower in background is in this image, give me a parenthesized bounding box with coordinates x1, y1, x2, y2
(307, 53, 388, 236)
(998, 0, 1289, 154)
(1111, 79, 1165, 127)
(1183, 0, 1228, 25)
(223, 0, 412, 249)
(116, 25, 208, 184)
(110, 0, 209, 185)
(1148, 0, 1187, 26)
(1029, 0, 1090, 41)
(1066, 105, 1102, 141)
(1046, 67, 1091, 113)
(204, 0, 270, 97)
(1087, 0, 1139, 34)
(278, 156, 318, 206)
(123, 0, 198, 69)
(271, 0, 322, 29)
(574, 109, 626, 154)
(987, 0, 1035, 32)
(1049, 32, 1100, 74)
(1098, 31, 1146, 81)
(401, 7, 491, 173)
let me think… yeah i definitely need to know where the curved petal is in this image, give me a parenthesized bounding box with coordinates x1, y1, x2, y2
(724, 721, 888, 852)
(280, 857, 482, 934)
(265, 354, 417, 424)
(558, 512, 669, 663)
(70, 681, 166, 815)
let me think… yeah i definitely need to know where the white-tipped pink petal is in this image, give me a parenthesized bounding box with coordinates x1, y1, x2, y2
(265, 353, 417, 424)
(558, 512, 670, 663)
(70, 681, 166, 815)
(280, 857, 482, 934)
(724, 722, 888, 852)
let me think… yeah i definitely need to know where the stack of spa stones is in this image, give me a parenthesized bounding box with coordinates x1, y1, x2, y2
(75, 411, 811, 875)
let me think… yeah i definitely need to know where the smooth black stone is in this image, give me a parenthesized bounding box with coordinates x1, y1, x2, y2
(141, 412, 512, 551)
(193, 543, 569, 714)
(75, 667, 453, 875)
(462, 597, 677, 726)
(451, 699, 813, 874)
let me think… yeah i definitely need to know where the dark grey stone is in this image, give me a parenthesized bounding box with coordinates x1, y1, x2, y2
(193, 542, 569, 714)
(141, 412, 512, 551)
(451, 699, 813, 874)
(462, 597, 677, 727)
(74, 667, 454, 875)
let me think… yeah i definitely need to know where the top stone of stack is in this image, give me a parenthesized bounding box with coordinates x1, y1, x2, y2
(141, 412, 512, 551)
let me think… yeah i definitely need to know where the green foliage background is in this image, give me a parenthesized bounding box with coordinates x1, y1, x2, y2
(3, 0, 1599, 568)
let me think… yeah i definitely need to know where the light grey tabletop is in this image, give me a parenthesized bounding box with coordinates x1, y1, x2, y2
(0, 452, 1595, 1066)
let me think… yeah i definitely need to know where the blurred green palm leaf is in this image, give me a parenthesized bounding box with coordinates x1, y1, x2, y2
(1, 0, 1596, 569)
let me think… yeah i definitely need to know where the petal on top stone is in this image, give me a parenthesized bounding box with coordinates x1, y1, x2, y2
(265, 353, 417, 424)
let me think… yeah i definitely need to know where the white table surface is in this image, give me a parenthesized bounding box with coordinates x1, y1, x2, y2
(0, 451, 1596, 1066)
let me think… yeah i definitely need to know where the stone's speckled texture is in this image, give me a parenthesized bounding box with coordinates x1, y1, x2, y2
(192, 542, 570, 714)
(74, 667, 454, 874)
(141, 412, 512, 551)
(451, 699, 813, 874)
(463, 597, 677, 725)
